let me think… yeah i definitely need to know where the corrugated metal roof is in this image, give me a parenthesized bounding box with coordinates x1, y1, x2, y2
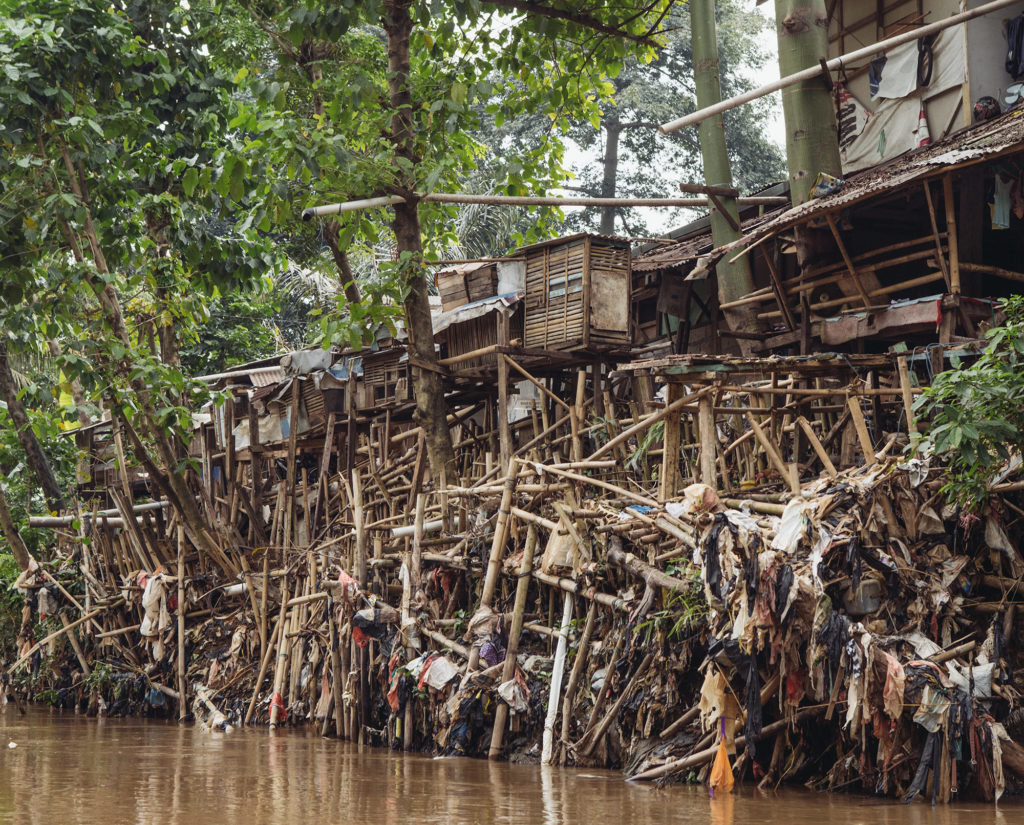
(713, 109, 1024, 262)
(513, 231, 631, 255)
(432, 292, 522, 335)
(435, 261, 493, 277)
(197, 364, 285, 385)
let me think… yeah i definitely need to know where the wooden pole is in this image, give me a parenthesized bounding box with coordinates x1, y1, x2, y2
(942, 173, 961, 294)
(487, 522, 540, 759)
(896, 355, 919, 435)
(268, 579, 290, 730)
(244, 610, 284, 726)
(846, 395, 877, 465)
(697, 393, 718, 488)
(176, 525, 187, 719)
(660, 384, 682, 501)
(541, 591, 574, 765)
(353, 469, 367, 588)
(558, 600, 598, 764)
(468, 462, 518, 672)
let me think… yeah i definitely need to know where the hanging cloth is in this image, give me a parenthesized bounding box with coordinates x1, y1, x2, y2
(1007, 15, 1024, 79)
(709, 717, 735, 797)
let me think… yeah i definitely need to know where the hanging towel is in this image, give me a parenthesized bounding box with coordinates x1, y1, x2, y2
(994, 175, 1012, 229)
(1007, 15, 1024, 79)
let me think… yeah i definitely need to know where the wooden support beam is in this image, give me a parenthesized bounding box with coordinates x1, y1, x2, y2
(697, 394, 718, 488)
(825, 212, 873, 309)
(922, 181, 951, 289)
(795, 416, 837, 478)
(896, 355, 919, 435)
(942, 174, 961, 294)
(660, 384, 683, 501)
(745, 412, 800, 494)
(846, 395, 876, 465)
(502, 354, 571, 412)
(759, 245, 796, 330)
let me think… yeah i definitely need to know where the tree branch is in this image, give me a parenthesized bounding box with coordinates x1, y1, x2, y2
(481, 0, 663, 46)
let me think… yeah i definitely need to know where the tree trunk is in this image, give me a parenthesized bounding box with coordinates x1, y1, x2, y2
(51, 142, 231, 570)
(383, 0, 456, 485)
(0, 342, 66, 511)
(323, 221, 363, 304)
(775, 0, 842, 206)
(155, 285, 181, 368)
(691, 0, 760, 351)
(599, 115, 622, 235)
(0, 480, 35, 572)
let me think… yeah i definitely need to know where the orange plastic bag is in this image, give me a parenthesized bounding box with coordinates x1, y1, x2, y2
(709, 718, 734, 797)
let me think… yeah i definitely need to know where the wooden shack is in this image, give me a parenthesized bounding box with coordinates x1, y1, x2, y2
(436, 262, 499, 312)
(520, 233, 631, 352)
(359, 346, 411, 408)
(435, 295, 524, 377)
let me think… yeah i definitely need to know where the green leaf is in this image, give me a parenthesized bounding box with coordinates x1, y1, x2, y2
(182, 167, 199, 198)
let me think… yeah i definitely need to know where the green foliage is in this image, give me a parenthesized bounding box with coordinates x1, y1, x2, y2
(915, 297, 1024, 507)
(179, 289, 285, 376)
(635, 566, 707, 644)
(0, 0, 283, 469)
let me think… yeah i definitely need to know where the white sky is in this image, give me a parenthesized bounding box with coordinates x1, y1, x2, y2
(553, 1, 787, 235)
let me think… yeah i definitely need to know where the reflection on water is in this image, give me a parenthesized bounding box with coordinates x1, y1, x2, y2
(0, 707, 1020, 824)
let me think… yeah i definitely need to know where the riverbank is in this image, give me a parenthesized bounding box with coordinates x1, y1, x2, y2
(2, 706, 1022, 825)
(7, 354, 1024, 802)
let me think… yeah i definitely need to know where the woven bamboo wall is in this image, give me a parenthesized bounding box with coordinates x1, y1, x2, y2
(523, 236, 630, 351)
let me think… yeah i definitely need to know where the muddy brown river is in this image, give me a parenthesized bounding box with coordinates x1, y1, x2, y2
(0, 707, 1020, 824)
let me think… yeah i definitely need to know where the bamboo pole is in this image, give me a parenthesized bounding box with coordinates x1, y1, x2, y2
(59, 612, 90, 676)
(579, 653, 654, 758)
(245, 609, 284, 726)
(846, 395, 876, 465)
(795, 416, 838, 478)
(588, 387, 712, 460)
(303, 193, 787, 219)
(541, 591, 574, 765)
(488, 522, 540, 759)
(353, 469, 367, 587)
(659, 0, 1023, 133)
(559, 600, 598, 764)
(176, 525, 187, 719)
(268, 578, 291, 730)
(326, 606, 345, 738)
(629, 707, 825, 781)
(10, 602, 119, 674)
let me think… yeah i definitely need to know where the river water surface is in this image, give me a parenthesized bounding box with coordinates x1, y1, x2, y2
(0, 707, 1021, 824)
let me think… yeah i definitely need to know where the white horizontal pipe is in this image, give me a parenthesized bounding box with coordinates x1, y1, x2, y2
(392, 519, 444, 538)
(302, 195, 405, 218)
(660, 0, 1022, 134)
(302, 192, 788, 219)
(422, 193, 787, 207)
(391, 515, 465, 538)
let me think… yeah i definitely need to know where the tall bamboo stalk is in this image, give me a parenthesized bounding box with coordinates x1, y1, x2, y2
(691, 0, 759, 342)
(487, 523, 540, 759)
(775, 0, 842, 205)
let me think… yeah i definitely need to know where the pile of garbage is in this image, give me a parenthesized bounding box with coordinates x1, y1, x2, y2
(8, 380, 1024, 804)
